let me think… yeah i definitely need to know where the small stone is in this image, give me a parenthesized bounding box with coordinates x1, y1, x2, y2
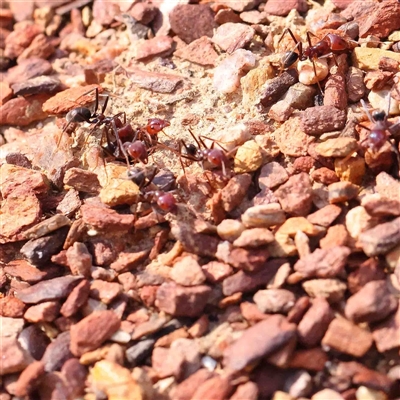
(0, 316, 24, 338)
(288, 347, 328, 372)
(126, 339, 155, 366)
(60, 279, 90, 318)
(0, 337, 33, 375)
(324, 72, 347, 110)
(16, 275, 83, 304)
(81, 204, 135, 232)
(345, 205, 378, 240)
(372, 305, 400, 353)
(90, 280, 122, 305)
(14, 361, 45, 397)
(345, 280, 398, 324)
(352, 47, 400, 71)
(152, 346, 185, 379)
(302, 278, 347, 303)
(298, 58, 329, 86)
(264, 0, 307, 16)
(66, 242, 92, 277)
(218, 0, 262, 13)
(170, 368, 215, 400)
(217, 219, 245, 242)
(63, 167, 101, 194)
(282, 82, 316, 110)
(212, 22, 254, 54)
(315, 137, 358, 158)
(368, 89, 400, 116)
(242, 204, 286, 228)
(258, 69, 298, 108)
(234, 140, 263, 173)
(297, 297, 335, 347)
(259, 162, 289, 189)
(131, 316, 167, 341)
(23, 214, 70, 240)
(17, 33, 55, 62)
(170, 4, 216, 44)
(110, 250, 149, 273)
(301, 106, 347, 136)
(223, 247, 269, 272)
(230, 381, 258, 400)
(312, 389, 344, 400)
(156, 282, 211, 317)
(70, 310, 121, 357)
(321, 317, 373, 357)
(320, 224, 350, 249)
(4, 259, 48, 284)
(0, 81, 12, 105)
(233, 228, 275, 248)
(123, 67, 183, 93)
(307, 204, 342, 227)
(11, 75, 62, 97)
(239, 10, 269, 24)
(213, 49, 256, 93)
(174, 36, 218, 66)
(223, 315, 296, 371)
(220, 173, 252, 212)
(191, 375, 234, 400)
(359, 217, 400, 256)
(253, 288, 296, 314)
(274, 173, 313, 217)
(335, 155, 366, 185)
(60, 358, 87, 399)
(346, 66, 366, 103)
(0, 296, 26, 318)
(24, 301, 60, 323)
(129, 2, 157, 24)
(135, 36, 174, 60)
(171, 255, 206, 286)
(42, 84, 101, 115)
(328, 181, 359, 203)
(277, 217, 319, 237)
(376, 172, 400, 202)
(311, 168, 339, 186)
(202, 261, 233, 283)
(4, 22, 41, 59)
(268, 100, 293, 123)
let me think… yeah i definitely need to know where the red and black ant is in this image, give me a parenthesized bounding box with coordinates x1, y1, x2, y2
(127, 165, 178, 214)
(278, 28, 355, 93)
(358, 97, 400, 171)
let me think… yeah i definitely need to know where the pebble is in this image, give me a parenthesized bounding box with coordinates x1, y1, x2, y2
(135, 35, 174, 61)
(274, 173, 313, 217)
(345, 205, 378, 240)
(220, 173, 252, 212)
(213, 49, 256, 93)
(298, 58, 329, 86)
(0, 81, 12, 105)
(13, 361, 45, 398)
(233, 228, 275, 248)
(130, 2, 157, 24)
(202, 261, 233, 283)
(297, 297, 334, 347)
(346, 66, 366, 103)
(241, 204, 286, 228)
(90, 280, 122, 305)
(282, 82, 316, 110)
(359, 217, 400, 256)
(301, 105, 347, 136)
(0, 94, 50, 126)
(0, 296, 26, 318)
(258, 69, 298, 108)
(311, 167, 339, 185)
(223, 247, 270, 271)
(352, 47, 400, 71)
(170, 368, 215, 399)
(368, 89, 400, 116)
(152, 346, 185, 379)
(191, 375, 233, 400)
(259, 162, 289, 189)
(357, 0, 400, 38)
(70, 310, 121, 357)
(373, 306, 400, 353)
(170, 4, 216, 44)
(253, 288, 296, 314)
(324, 71, 347, 110)
(217, 219, 245, 242)
(307, 204, 342, 227)
(312, 389, 344, 400)
(361, 194, 400, 217)
(328, 181, 359, 203)
(0, 316, 24, 338)
(334, 155, 366, 185)
(63, 167, 101, 194)
(4, 22, 42, 59)
(124, 67, 183, 93)
(110, 250, 150, 273)
(234, 140, 263, 173)
(218, 0, 262, 12)
(302, 278, 347, 303)
(60, 279, 90, 318)
(0, 337, 33, 375)
(3, 260, 49, 284)
(171, 255, 206, 286)
(223, 315, 296, 371)
(212, 22, 254, 54)
(156, 282, 211, 317)
(321, 317, 373, 357)
(24, 301, 60, 323)
(174, 36, 218, 66)
(273, 117, 315, 157)
(17, 33, 55, 62)
(231, 381, 259, 400)
(315, 137, 358, 158)
(264, 0, 308, 16)
(0, 190, 42, 243)
(23, 214, 70, 240)
(16, 275, 83, 304)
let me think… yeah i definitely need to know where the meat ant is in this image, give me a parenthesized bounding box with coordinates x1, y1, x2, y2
(278, 28, 355, 93)
(357, 96, 400, 174)
(127, 165, 178, 214)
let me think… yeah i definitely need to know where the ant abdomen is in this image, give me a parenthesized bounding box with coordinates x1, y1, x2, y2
(124, 141, 148, 163)
(206, 148, 228, 167)
(154, 191, 177, 212)
(66, 107, 92, 123)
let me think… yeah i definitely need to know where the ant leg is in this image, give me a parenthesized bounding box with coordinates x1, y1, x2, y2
(199, 135, 229, 152)
(360, 99, 376, 124)
(111, 119, 130, 167)
(278, 28, 299, 48)
(306, 31, 321, 46)
(188, 128, 203, 149)
(311, 58, 324, 96)
(100, 93, 109, 115)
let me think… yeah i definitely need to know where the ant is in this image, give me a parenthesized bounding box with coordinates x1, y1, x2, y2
(127, 165, 178, 214)
(355, 96, 400, 175)
(278, 28, 355, 93)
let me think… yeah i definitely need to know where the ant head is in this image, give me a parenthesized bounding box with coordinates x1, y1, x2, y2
(281, 51, 299, 69)
(124, 141, 148, 163)
(155, 191, 177, 212)
(206, 148, 227, 167)
(146, 118, 170, 135)
(66, 107, 92, 123)
(372, 110, 386, 122)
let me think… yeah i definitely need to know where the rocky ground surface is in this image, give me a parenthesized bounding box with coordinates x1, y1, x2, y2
(1, 0, 400, 399)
